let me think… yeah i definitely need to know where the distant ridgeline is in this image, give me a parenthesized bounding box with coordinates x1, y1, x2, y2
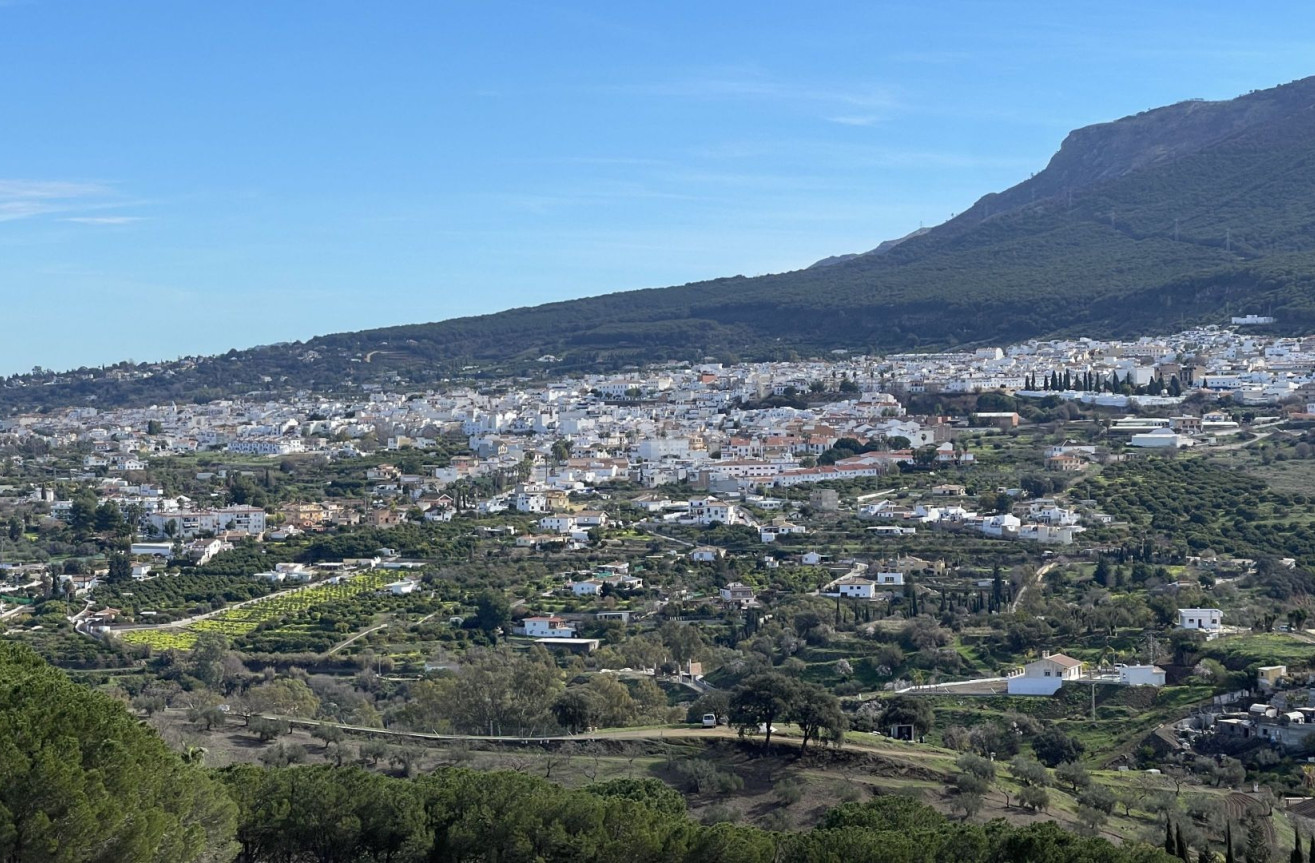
(10, 75, 1315, 412)
(0, 641, 1177, 863)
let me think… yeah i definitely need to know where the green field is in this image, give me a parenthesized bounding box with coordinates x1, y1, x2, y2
(117, 570, 399, 651)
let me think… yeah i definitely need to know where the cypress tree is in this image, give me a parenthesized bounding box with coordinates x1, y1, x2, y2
(1227, 823, 1236, 863)
(1247, 815, 1271, 863)
(1292, 827, 1304, 863)
(1166, 820, 1176, 855)
(1176, 823, 1188, 860)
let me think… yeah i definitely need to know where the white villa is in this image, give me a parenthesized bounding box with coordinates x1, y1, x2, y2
(1178, 608, 1223, 632)
(1007, 653, 1084, 696)
(521, 616, 577, 638)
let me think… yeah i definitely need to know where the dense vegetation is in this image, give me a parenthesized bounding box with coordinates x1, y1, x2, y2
(0, 640, 1176, 862)
(0, 641, 237, 862)
(1078, 456, 1315, 575)
(94, 574, 280, 621)
(9, 78, 1315, 411)
(220, 765, 1178, 863)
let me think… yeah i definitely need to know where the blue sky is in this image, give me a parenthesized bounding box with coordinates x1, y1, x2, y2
(3, 2, 1315, 375)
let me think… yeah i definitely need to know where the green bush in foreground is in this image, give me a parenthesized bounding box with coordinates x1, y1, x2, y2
(0, 641, 237, 863)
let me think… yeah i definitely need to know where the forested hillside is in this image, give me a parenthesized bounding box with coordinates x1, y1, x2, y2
(0, 641, 1176, 863)
(9, 76, 1315, 411)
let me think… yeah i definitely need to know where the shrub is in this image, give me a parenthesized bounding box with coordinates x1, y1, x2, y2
(1018, 785, 1050, 812)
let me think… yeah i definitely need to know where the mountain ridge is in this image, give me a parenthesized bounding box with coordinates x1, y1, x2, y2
(7, 75, 1315, 412)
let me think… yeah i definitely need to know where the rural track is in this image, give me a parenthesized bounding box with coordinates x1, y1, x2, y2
(1010, 561, 1057, 613)
(325, 623, 389, 655)
(237, 713, 741, 746)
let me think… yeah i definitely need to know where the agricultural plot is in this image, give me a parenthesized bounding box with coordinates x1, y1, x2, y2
(117, 570, 399, 651)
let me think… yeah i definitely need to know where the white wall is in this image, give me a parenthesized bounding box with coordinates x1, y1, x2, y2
(1007, 677, 1064, 696)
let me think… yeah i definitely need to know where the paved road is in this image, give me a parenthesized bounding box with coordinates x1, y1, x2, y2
(0, 579, 42, 621)
(1210, 431, 1271, 452)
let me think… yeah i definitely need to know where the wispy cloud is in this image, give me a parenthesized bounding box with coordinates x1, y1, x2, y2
(0, 179, 107, 199)
(827, 115, 882, 127)
(617, 68, 900, 113)
(887, 50, 975, 65)
(0, 178, 147, 224)
(64, 216, 145, 225)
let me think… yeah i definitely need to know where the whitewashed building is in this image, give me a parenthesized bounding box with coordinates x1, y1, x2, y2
(1007, 653, 1083, 696)
(1179, 608, 1223, 632)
